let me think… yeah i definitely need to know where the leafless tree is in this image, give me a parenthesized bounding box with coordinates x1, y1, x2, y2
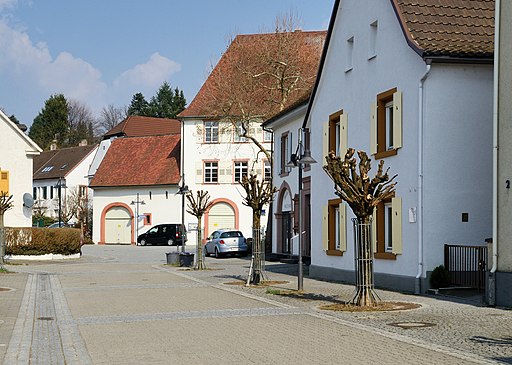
(323, 149, 397, 306)
(67, 99, 97, 144)
(97, 104, 128, 135)
(186, 190, 213, 270)
(239, 174, 277, 285)
(0, 192, 14, 268)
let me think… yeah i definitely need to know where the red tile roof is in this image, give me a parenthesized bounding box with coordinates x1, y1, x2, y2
(89, 135, 181, 188)
(392, 0, 494, 59)
(179, 30, 326, 119)
(103, 116, 181, 139)
(33, 145, 97, 181)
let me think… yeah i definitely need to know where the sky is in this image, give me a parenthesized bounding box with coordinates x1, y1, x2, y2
(0, 0, 334, 128)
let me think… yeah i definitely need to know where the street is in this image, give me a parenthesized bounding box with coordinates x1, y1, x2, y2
(0, 245, 510, 364)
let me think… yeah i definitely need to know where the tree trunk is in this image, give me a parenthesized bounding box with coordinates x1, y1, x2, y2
(351, 216, 379, 306)
(0, 213, 5, 268)
(195, 217, 206, 270)
(248, 212, 265, 285)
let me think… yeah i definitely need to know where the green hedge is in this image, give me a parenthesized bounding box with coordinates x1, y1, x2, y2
(4, 227, 82, 256)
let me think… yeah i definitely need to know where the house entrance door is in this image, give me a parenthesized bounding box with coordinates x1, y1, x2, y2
(281, 212, 291, 253)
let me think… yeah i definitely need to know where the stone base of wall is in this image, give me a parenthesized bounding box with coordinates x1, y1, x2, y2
(309, 265, 427, 294)
(496, 271, 512, 307)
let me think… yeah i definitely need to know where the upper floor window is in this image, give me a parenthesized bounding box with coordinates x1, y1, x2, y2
(234, 161, 248, 182)
(234, 122, 248, 143)
(323, 111, 348, 161)
(280, 132, 291, 175)
(345, 36, 354, 72)
(204, 121, 219, 143)
(263, 130, 272, 142)
(78, 185, 88, 198)
(42, 186, 47, 199)
(369, 21, 378, 60)
(264, 160, 271, 181)
(204, 161, 218, 183)
(371, 88, 402, 159)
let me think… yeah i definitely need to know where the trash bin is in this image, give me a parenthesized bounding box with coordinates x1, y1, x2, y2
(179, 252, 194, 267)
(166, 252, 180, 266)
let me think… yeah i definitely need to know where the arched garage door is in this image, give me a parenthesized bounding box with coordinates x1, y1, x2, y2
(105, 206, 132, 244)
(208, 202, 235, 234)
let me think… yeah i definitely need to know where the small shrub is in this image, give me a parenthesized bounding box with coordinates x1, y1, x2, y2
(430, 265, 451, 289)
(5, 227, 82, 256)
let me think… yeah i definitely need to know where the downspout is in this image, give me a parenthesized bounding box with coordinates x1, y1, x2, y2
(415, 63, 431, 295)
(489, 0, 501, 306)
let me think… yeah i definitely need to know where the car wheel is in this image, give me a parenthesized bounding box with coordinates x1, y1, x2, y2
(215, 248, 221, 258)
(140, 239, 146, 246)
(167, 239, 174, 246)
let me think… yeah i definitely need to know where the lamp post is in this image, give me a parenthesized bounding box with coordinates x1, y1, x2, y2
(55, 177, 67, 227)
(130, 193, 145, 244)
(286, 128, 316, 291)
(177, 176, 190, 252)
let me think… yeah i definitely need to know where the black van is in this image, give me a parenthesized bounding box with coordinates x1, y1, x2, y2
(137, 224, 187, 246)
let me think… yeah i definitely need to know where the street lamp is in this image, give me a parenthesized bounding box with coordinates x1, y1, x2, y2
(286, 128, 316, 291)
(55, 177, 67, 227)
(130, 193, 145, 244)
(177, 176, 190, 252)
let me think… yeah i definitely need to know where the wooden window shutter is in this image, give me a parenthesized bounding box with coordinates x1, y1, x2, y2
(338, 202, 347, 252)
(322, 205, 329, 251)
(393, 91, 402, 149)
(0, 170, 9, 194)
(391, 197, 403, 254)
(195, 162, 203, 183)
(218, 161, 232, 183)
(322, 122, 329, 160)
(370, 103, 377, 155)
(339, 113, 348, 157)
(293, 194, 299, 232)
(371, 212, 377, 254)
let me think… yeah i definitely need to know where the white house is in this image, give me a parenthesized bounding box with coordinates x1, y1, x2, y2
(0, 110, 41, 227)
(89, 134, 182, 244)
(286, 0, 494, 294)
(178, 31, 325, 242)
(33, 143, 97, 223)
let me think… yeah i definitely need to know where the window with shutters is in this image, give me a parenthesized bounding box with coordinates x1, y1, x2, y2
(322, 198, 347, 256)
(0, 170, 9, 194)
(204, 121, 219, 143)
(371, 88, 402, 159)
(204, 161, 218, 183)
(323, 110, 348, 162)
(233, 161, 248, 183)
(374, 196, 402, 259)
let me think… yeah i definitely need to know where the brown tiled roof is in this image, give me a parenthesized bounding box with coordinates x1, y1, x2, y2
(392, 0, 495, 58)
(179, 30, 326, 119)
(89, 135, 181, 188)
(103, 116, 181, 139)
(33, 145, 96, 181)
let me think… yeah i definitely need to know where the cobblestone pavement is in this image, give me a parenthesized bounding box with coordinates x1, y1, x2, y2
(1, 244, 511, 364)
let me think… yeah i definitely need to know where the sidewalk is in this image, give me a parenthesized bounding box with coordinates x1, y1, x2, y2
(0, 245, 511, 364)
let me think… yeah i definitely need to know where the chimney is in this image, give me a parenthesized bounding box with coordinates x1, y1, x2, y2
(50, 140, 58, 151)
(79, 139, 88, 146)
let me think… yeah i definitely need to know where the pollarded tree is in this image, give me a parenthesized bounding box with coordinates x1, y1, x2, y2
(239, 174, 277, 285)
(0, 192, 14, 269)
(186, 190, 213, 270)
(323, 149, 397, 306)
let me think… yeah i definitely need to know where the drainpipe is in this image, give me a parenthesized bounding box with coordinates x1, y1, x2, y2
(415, 63, 431, 295)
(489, 0, 501, 306)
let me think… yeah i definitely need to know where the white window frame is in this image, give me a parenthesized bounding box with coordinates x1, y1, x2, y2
(264, 160, 271, 181)
(384, 202, 393, 252)
(234, 161, 248, 182)
(204, 161, 218, 183)
(263, 130, 272, 142)
(234, 122, 248, 142)
(204, 121, 219, 143)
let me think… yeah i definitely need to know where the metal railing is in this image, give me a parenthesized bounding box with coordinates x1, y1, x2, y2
(444, 244, 487, 290)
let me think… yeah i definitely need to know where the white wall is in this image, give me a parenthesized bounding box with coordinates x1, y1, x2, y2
(306, 0, 493, 281)
(92, 186, 184, 244)
(0, 111, 40, 227)
(182, 118, 271, 240)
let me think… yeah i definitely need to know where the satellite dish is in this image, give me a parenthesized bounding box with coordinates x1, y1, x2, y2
(23, 193, 34, 208)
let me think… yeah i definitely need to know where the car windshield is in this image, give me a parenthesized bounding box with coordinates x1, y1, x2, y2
(221, 231, 243, 238)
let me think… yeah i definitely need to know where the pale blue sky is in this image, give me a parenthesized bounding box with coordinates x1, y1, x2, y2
(0, 0, 333, 127)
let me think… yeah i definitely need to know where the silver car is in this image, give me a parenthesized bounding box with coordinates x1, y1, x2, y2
(204, 230, 249, 258)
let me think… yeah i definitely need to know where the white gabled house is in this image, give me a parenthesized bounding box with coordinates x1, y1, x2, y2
(0, 110, 41, 227)
(287, 0, 494, 293)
